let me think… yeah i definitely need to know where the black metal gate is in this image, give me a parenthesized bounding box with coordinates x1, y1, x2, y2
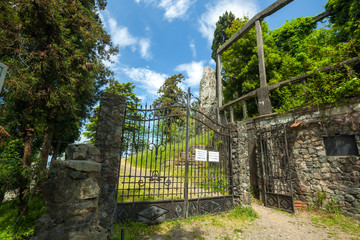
(258, 126, 294, 213)
(116, 89, 233, 223)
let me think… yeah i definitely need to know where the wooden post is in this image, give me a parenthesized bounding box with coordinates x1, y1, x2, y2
(255, 20, 272, 115)
(242, 100, 247, 119)
(216, 54, 223, 108)
(216, 54, 223, 122)
(230, 106, 234, 123)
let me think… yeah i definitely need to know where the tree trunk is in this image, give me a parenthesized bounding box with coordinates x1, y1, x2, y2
(19, 128, 34, 215)
(40, 121, 54, 169)
(51, 139, 61, 164)
(23, 128, 34, 167)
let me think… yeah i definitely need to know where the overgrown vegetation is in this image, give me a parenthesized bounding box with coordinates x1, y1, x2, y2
(113, 206, 258, 240)
(217, 0, 360, 117)
(0, 197, 45, 240)
(310, 191, 342, 215)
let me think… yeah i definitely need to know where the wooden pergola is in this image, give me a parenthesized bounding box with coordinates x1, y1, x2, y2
(214, 0, 358, 122)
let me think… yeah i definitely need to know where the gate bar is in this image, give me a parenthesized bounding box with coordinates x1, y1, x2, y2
(184, 88, 191, 218)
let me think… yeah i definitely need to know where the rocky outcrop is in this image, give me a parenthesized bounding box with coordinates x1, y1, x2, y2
(199, 66, 216, 116)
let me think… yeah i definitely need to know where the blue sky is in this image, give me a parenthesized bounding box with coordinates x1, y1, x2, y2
(100, 0, 327, 105)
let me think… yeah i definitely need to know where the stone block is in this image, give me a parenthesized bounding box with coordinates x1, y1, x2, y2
(78, 178, 100, 200)
(345, 194, 355, 203)
(348, 188, 360, 195)
(63, 160, 101, 173)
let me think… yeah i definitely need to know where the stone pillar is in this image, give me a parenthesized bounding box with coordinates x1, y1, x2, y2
(95, 92, 127, 230)
(230, 121, 251, 206)
(32, 144, 102, 240)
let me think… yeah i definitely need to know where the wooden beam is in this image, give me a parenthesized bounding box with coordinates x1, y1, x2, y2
(217, 0, 294, 54)
(220, 90, 257, 111)
(220, 56, 360, 112)
(313, 11, 331, 23)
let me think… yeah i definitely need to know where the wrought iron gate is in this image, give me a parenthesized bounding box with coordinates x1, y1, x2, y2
(258, 126, 294, 213)
(116, 89, 233, 223)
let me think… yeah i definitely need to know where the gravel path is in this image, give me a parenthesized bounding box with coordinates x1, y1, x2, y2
(144, 203, 359, 240)
(236, 203, 356, 240)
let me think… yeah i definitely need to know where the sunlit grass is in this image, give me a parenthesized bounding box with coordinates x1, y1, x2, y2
(311, 213, 360, 237)
(113, 206, 258, 240)
(0, 197, 45, 240)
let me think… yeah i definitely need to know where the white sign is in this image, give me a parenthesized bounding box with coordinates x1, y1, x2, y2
(209, 151, 219, 162)
(195, 149, 207, 161)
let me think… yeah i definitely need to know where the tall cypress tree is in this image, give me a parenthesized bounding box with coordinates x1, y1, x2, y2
(211, 11, 236, 61)
(0, 0, 117, 211)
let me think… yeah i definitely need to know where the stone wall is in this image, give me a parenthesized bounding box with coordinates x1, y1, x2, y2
(229, 121, 251, 206)
(243, 98, 360, 219)
(32, 92, 127, 239)
(95, 92, 126, 229)
(32, 144, 103, 240)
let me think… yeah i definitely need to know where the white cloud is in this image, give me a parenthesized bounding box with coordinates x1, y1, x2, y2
(189, 40, 196, 58)
(101, 11, 152, 60)
(135, 0, 195, 21)
(108, 17, 137, 48)
(139, 38, 152, 60)
(159, 0, 195, 21)
(198, 0, 259, 44)
(175, 61, 205, 87)
(121, 67, 168, 95)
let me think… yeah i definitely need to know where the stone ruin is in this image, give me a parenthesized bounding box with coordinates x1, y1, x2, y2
(198, 66, 216, 117)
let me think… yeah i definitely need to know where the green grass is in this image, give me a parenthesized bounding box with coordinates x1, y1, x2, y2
(311, 213, 360, 237)
(0, 197, 45, 240)
(118, 128, 231, 203)
(113, 206, 258, 240)
(124, 129, 216, 171)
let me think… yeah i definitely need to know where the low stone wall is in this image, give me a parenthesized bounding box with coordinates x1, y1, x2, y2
(32, 92, 126, 239)
(32, 145, 103, 240)
(243, 98, 360, 219)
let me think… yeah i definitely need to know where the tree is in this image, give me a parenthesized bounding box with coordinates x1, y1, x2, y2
(0, 0, 116, 167)
(211, 11, 236, 62)
(325, 0, 360, 43)
(84, 82, 141, 145)
(153, 73, 185, 142)
(0, 139, 24, 204)
(153, 73, 185, 108)
(0, 0, 116, 212)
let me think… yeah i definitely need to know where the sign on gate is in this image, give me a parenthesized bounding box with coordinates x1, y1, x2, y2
(195, 149, 207, 161)
(209, 151, 219, 162)
(116, 89, 234, 223)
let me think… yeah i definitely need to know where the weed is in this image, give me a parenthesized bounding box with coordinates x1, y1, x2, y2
(313, 191, 327, 209)
(228, 206, 258, 221)
(325, 198, 341, 214)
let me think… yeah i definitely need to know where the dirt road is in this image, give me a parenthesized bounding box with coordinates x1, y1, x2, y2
(143, 203, 359, 240)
